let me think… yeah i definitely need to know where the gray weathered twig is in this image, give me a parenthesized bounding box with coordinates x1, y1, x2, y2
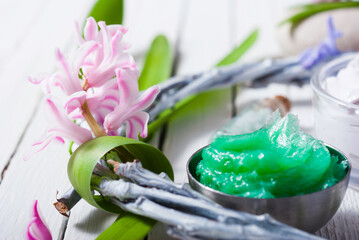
(93, 160, 323, 240)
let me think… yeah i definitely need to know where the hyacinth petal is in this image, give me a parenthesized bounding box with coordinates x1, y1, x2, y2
(132, 85, 160, 112)
(79, 19, 135, 89)
(55, 50, 82, 94)
(104, 84, 158, 135)
(74, 21, 84, 44)
(116, 67, 140, 106)
(27, 218, 37, 240)
(48, 127, 91, 145)
(125, 112, 149, 139)
(131, 111, 149, 138)
(84, 17, 98, 41)
(28, 77, 45, 85)
(72, 41, 98, 74)
(27, 200, 52, 240)
(108, 25, 128, 35)
(45, 98, 92, 145)
(126, 119, 137, 139)
(87, 69, 117, 88)
(98, 21, 111, 60)
(23, 134, 64, 161)
(65, 91, 86, 114)
(122, 42, 131, 51)
(56, 49, 74, 85)
(103, 108, 125, 131)
(110, 31, 121, 60)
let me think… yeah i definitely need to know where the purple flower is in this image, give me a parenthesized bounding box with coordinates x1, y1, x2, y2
(27, 200, 52, 240)
(300, 16, 342, 69)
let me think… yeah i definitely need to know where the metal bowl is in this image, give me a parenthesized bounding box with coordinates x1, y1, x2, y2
(187, 144, 351, 233)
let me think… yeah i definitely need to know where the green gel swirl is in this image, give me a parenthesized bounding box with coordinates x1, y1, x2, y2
(196, 113, 348, 198)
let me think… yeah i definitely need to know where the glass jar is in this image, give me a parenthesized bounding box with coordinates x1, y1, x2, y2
(311, 52, 359, 191)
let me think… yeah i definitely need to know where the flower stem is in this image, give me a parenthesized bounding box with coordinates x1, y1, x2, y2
(82, 101, 106, 137)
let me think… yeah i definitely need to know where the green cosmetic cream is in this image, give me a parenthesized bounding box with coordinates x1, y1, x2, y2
(196, 113, 348, 198)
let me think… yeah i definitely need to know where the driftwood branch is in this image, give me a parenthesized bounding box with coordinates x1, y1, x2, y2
(93, 160, 323, 240)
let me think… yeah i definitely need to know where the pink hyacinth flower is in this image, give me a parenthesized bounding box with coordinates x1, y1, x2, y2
(34, 41, 98, 96)
(27, 200, 52, 240)
(24, 98, 92, 161)
(65, 79, 120, 125)
(104, 67, 159, 139)
(77, 17, 135, 89)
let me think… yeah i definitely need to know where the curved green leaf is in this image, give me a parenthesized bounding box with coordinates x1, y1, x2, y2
(139, 35, 172, 90)
(280, 2, 359, 27)
(216, 29, 258, 67)
(68, 136, 173, 211)
(88, 0, 124, 25)
(68, 136, 173, 239)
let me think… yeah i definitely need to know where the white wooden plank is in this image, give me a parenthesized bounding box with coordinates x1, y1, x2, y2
(233, 0, 280, 61)
(317, 188, 359, 240)
(0, 105, 72, 239)
(0, 0, 97, 238)
(0, 0, 97, 171)
(63, 0, 185, 238)
(0, 0, 48, 66)
(162, 0, 233, 184)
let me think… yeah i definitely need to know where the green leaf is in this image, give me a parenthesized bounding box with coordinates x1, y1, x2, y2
(68, 136, 173, 211)
(139, 35, 172, 91)
(96, 213, 155, 240)
(88, 0, 124, 25)
(216, 29, 259, 67)
(68, 136, 173, 240)
(280, 2, 359, 27)
(145, 30, 259, 138)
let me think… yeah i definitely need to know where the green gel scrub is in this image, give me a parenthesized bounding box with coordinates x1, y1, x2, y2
(196, 113, 348, 198)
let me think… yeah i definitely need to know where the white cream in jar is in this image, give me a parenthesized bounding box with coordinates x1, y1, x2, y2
(311, 53, 359, 191)
(323, 55, 359, 104)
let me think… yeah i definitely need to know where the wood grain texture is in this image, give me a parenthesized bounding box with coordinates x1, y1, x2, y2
(0, 0, 358, 239)
(161, 0, 234, 184)
(0, 106, 71, 238)
(0, 0, 97, 172)
(317, 189, 359, 239)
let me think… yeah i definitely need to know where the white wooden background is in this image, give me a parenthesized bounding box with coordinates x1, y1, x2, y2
(0, 0, 358, 239)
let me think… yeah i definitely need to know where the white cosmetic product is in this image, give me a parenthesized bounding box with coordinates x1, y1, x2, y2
(323, 55, 359, 104)
(311, 53, 359, 191)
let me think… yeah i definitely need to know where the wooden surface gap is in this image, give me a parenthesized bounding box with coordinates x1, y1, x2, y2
(0, 94, 42, 184)
(228, 0, 240, 119)
(170, 0, 189, 77)
(157, 0, 189, 151)
(150, 0, 189, 152)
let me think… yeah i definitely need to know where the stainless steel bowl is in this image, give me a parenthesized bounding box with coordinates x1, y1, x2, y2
(187, 144, 351, 233)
